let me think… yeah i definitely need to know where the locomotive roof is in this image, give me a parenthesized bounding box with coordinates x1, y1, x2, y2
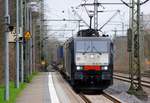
(77, 29, 99, 37)
(74, 37, 112, 41)
(64, 37, 112, 44)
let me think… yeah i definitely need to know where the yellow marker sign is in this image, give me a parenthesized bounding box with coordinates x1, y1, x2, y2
(24, 31, 31, 41)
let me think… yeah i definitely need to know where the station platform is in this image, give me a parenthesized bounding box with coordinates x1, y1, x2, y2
(16, 72, 59, 103)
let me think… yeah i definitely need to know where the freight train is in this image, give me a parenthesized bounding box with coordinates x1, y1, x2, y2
(61, 28, 114, 91)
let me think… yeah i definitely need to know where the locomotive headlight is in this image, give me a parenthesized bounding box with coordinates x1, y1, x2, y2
(90, 54, 94, 58)
(77, 66, 80, 70)
(76, 66, 83, 70)
(102, 66, 108, 70)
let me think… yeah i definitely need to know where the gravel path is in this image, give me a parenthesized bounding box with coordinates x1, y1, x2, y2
(105, 79, 150, 103)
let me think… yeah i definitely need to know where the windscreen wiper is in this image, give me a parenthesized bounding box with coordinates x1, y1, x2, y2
(83, 45, 90, 55)
(92, 46, 102, 55)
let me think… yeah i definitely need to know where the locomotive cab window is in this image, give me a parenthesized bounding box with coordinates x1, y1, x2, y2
(75, 40, 108, 53)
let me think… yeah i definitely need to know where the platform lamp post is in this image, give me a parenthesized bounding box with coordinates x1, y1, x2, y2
(15, 0, 20, 89)
(23, 1, 32, 82)
(20, 0, 24, 83)
(3, 0, 10, 101)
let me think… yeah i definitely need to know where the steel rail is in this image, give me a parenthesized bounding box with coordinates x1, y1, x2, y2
(103, 92, 122, 103)
(79, 92, 122, 103)
(114, 74, 150, 88)
(114, 74, 150, 84)
(79, 93, 92, 103)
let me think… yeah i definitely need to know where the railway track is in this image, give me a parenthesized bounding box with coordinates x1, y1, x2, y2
(102, 92, 122, 103)
(79, 93, 92, 103)
(79, 92, 122, 103)
(114, 74, 150, 88)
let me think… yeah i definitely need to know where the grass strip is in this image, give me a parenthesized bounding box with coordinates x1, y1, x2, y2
(0, 72, 38, 103)
(0, 82, 26, 103)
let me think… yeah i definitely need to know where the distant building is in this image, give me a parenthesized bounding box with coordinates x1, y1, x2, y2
(143, 14, 150, 32)
(143, 14, 150, 62)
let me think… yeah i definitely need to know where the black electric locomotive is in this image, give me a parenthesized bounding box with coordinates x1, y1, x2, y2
(63, 29, 113, 91)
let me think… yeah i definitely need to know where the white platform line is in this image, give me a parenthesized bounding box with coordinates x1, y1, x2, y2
(48, 72, 60, 103)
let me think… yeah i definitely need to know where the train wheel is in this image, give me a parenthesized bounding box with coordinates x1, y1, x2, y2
(71, 80, 80, 93)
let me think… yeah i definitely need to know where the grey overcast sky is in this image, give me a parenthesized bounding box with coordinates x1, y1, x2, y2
(44, 0, 150, 41)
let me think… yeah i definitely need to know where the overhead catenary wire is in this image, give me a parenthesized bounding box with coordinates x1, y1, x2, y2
(140, 0, 150, 5)
(120, 0, 150, 6)
(120, 0, 132, 8)
(46, 0, 84, 36)
(82, 0, 91, 17)
(71, 7, 90, 27)
(99, 10, 120, 31)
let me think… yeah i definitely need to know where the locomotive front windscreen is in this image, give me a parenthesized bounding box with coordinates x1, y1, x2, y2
(76, 40, 108, 53)
(75, 39, 110, 65)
